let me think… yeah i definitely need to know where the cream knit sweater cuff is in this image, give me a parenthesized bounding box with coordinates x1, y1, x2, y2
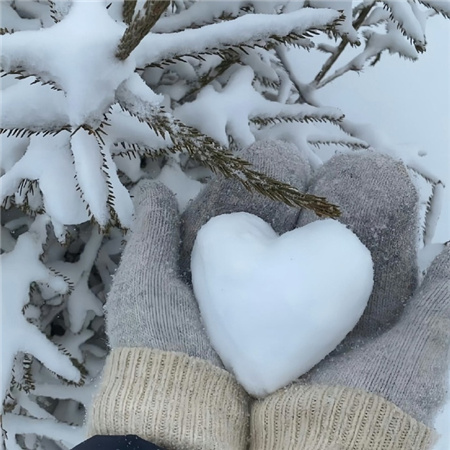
(87, 348, 249, 450)
(250, 384, 437, 450)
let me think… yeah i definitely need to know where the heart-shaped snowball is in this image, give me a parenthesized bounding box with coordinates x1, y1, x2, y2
(191, 212, 373, 396)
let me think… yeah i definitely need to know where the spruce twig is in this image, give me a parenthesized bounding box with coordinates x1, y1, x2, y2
(116, 105, 341, 217)
(116, 0, 170, 61)
(122, 0, 138, 25)
(313, 3, 374, 86)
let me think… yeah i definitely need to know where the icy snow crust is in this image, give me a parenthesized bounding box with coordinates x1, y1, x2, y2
(192, 213, 374, 396)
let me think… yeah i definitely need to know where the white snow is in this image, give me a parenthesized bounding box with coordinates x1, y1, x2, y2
(0, 80, 69, 131)
(175, 65, 344, 148)
(0, 134, 89, 225)
(191, 213, 374, 396)
(1, 1, 134, 126)
(1, 215, 82, 400)
(134, 7, 341, 66)
(155, 159, 202, 212)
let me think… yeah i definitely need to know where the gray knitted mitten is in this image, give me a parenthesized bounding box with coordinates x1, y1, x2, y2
(298, 152, 450, 426)
(90, 181, 250, 449)
(251, 151, 449, 450)
(106, 180, 221, 365)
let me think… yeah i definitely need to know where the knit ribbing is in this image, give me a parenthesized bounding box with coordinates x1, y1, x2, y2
(250, 384, 436, 450)
(88, 348, 249, 450)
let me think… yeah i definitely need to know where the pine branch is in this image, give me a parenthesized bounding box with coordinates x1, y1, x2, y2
(116, 0, 170, 61)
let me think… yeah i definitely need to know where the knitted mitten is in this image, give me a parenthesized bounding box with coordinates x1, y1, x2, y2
(88, 182, 248, 450)
(250, 152, 449, 450)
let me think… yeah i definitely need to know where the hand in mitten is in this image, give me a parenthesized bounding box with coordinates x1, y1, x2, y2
(88, 140, 311, 450)
(250, 152, 449, 450)
(87, 182, 248, 449)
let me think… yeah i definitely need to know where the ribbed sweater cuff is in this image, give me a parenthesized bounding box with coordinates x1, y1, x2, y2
(250, 384, 437, 450)
(88, 348, 249, 450)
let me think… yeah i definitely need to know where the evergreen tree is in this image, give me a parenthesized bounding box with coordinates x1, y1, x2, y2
(1, 1, 448, 448)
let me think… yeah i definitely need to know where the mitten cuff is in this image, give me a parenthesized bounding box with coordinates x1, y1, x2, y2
(250, 384, 437, 450)
(88, 348, 249, 450)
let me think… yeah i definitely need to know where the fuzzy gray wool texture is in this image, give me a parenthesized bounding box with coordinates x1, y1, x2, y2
(105, 181, 222, 366)
(105, 140, 449, 427)
(298, 152, 419, 338)
(297, 152, 449, 426)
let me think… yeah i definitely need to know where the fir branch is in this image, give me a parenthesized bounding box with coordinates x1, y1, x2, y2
(1, 68, 64, 91)
(369, 51, 383, 67)
(250, 113, 344, 127)
(20, 354, 35, 393)
(47, 0, 60, 24)
(308, 139, 369, 150)
(0, 125, 71, 138)
(418, 0, 450, 19)
(0, 28, 15, 35)
(314, 3, 374, 86)
(381, 2, 426, 53)
(146, 26, 337, 71)
(2, 180, 45, 216)
(144, 47, 241, 69)
(126, 109, 340, 217)
(48, 268, 75, 294)
(122, 0, 138, 25)
(71, 125, 126, 231)
(183, 53, 241, 101)
(116, 0, 170, 61)
(113, 141, 168, 159)
(51, 346, 87, 387)
(153, 4, 251, 33)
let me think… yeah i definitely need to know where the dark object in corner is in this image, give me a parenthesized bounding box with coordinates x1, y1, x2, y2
(71, 435, 166, 450)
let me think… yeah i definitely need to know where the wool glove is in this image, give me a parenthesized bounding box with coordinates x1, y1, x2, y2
(250, 152, 449, 450)
(88, 140, 311, 449)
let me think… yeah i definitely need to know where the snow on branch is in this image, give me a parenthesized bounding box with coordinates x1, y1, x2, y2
(134, 8, 343, 67)
(418, 0, 450, 19)
(382, 1, 426, 51)
(1, 215, 82, 401)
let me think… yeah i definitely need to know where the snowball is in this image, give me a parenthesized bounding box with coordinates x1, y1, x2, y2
(192, 213, 374, 396)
